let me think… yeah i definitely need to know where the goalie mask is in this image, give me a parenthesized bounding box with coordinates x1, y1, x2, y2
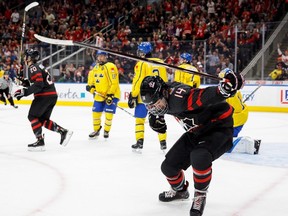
(24, 49, 40, 63)
(140, 76, 168, 115)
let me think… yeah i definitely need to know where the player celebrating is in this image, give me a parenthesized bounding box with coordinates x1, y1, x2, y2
(128, 42, 168, 152)
(86, 51, 120, 139)
(14, 49, 73, 151)
(140, 68, 244, 216)
(174, 53, 201, 88)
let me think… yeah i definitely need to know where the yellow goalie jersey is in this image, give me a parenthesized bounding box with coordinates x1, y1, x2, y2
(131, 58, 168, 103)
(87, 62, 120, 101)
(226, 91, 248, 127)
(174, 63, 200, 88)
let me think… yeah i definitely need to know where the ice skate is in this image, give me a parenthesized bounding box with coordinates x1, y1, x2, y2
(28, 136, 45, 152)
(11, 105, 18, 109)
(104, 130, 109, 139)
(89, 126, 102, 139)
(132, 139, 143, 153)
(254, 139, 261, 154)
(160, 140, 167, 152)
(190, 190, 207, 216)
(159, 181, 189, 202)
(59, 128, 73, 146)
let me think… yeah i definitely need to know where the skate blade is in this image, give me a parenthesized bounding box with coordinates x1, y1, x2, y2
(132, 149, 142, 154)
(62, 131, 73, 146)
(28, 146, 46, 152)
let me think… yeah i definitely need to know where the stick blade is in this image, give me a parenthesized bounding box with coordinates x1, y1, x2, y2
(25, 2, 39, 12)
(34, 34, 74, 46)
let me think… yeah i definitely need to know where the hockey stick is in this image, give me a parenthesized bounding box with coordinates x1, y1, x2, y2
(34, 34, 221, 81)
(20, 2, 39, 62)
(94, 92, 135, 118)
(243, 84, 262, 103)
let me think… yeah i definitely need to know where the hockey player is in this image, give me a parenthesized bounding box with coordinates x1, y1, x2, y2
(13, 49, 73, 151)
(225, 90, 261, 154)
(174, 53, 201, 88)
(140, 68, 244, 216)
(0, 71, 18, 108)
(217, 70, 261, 155)
(128, 42, 168, 152)
(86, 51, 120, 139)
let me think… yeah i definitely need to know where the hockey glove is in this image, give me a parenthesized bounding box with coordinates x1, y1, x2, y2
(148, 114, 167, 134)
(86, 85, 95, 92)
(106, 94, 114, 105)
(128, 92, 137, 108)
(14, 88, 25, 100)
(17, 76, 30, 87)
(218, 69, 244, 98)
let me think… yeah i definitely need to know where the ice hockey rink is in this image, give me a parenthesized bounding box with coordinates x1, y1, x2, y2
(0, 104, 287, 216)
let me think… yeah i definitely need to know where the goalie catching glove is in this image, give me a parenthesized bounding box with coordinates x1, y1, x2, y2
(148, 114, 167, 134)
(218, 68, 244, 98)
(106, 94, 114, 105)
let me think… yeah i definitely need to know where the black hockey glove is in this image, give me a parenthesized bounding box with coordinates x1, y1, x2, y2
(148, 114, 167, 134)
(14, 88, 25, 100)
(86, 85, 95, 92)
(106, 94, 114, 105)
(128, 92, 137, 108)
(218, 69, 244, 98)
(16, 76, 30, 87)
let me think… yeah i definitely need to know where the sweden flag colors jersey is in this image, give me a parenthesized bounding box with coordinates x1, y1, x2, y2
(88, 62, 121, 101)
(131, 57, 167, 103)
(226, 91, 248, 127)
(174, 63, 200, 88)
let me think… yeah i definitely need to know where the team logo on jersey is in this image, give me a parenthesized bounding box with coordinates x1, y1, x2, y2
(176, 117, 198, 132)
(280, 89, 288, 104)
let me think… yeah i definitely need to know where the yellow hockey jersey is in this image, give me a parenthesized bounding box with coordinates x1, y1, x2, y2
(131, 58, 168, 103)
(226, 91, 248, 127)
(0, 69, 4, 78)
(174, 63, 200, 88)
(87, 62, 121, 101)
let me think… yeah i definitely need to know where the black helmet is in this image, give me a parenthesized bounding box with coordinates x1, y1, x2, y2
(140, 76, 168, 115)
(24, 49, 40, 62)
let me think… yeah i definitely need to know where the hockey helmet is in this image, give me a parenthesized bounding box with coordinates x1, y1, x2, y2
(140, 76, 168, 115)
(97, 50, 108, 56)
(137, 42, 153, 56)
(180, 53, 192, 63)
(24, 49, 40, 63)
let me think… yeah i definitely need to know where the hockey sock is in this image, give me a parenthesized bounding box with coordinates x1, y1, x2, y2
(135, 118, 145, 141)
(104, 112, 113, 132)
(93, 112, 102, 132)
(43, 120, 62, 132)
(30, 118, 43, 138)
(166, 170, 186, 191)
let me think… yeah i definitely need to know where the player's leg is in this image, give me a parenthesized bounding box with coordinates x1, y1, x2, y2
(89, 100, 105, 139)
(41, 96, 73, 146)
(189, 128, 233, 216)
(159, 132, 193, 202)
(158, 132, 167, 151)
(131, 103, 147, 152)
(103, 97, 119, 138)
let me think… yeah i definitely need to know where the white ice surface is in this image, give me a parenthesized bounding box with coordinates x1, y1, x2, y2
(0, 104, 288, 216)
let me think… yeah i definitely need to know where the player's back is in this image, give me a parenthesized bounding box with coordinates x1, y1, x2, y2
(147, 57, 168, 82)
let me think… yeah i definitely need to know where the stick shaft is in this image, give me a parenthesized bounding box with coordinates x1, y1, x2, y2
(34, 34, 220, 80)
(243, 84, 262, 103)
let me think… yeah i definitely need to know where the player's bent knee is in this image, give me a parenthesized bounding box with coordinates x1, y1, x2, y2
(190, 148, 212, 169)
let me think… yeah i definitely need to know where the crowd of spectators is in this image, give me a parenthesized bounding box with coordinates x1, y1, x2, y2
(1, 0, 288, 83)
